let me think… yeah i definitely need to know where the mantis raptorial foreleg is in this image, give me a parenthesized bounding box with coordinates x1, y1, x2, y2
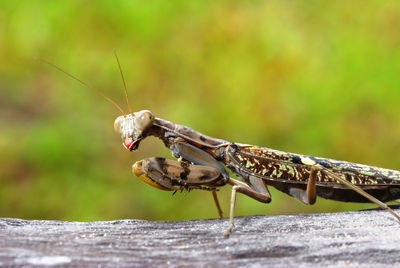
(133, 157, 226, 215)
(132, 141, 230, 216)
(133, 157, 223, 189)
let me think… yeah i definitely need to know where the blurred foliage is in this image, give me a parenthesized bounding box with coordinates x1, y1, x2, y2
(1, 0, 400, 222)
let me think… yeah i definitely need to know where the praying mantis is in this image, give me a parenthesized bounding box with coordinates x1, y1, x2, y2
(42, 55, 400, 236)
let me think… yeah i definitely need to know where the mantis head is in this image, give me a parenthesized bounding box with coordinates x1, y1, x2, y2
(114, 110, 155, 151)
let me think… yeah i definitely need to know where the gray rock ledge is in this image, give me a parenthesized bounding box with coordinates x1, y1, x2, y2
(1, 208, 399, 267)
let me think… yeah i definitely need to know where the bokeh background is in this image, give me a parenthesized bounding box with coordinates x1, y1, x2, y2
(2, 1, 400, 222)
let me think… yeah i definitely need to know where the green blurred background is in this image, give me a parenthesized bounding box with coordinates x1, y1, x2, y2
(1, 1, 400, 222)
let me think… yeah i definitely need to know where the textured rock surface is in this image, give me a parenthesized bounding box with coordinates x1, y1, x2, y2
(1, 208, 400, 267)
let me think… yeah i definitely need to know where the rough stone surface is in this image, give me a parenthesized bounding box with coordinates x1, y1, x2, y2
(1, 208, 400, 267)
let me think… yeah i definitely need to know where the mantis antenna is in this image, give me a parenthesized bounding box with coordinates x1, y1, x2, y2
(114, 50, 133, 114)
(38, 58, 126, 116)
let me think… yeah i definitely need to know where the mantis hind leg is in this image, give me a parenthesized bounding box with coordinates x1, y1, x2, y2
(318, 165, 400, 222)
(301, 161, 400, 222)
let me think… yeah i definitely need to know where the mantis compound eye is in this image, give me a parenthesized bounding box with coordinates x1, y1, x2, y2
(113, 115, 124, 134)
(134, 110, 154, 134)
